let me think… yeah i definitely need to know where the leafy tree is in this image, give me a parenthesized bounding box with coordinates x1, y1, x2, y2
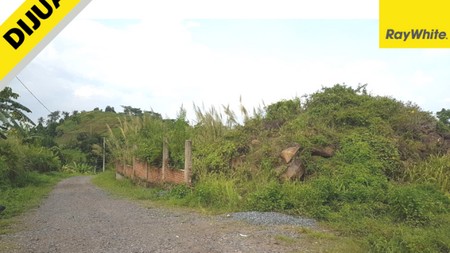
(122, 105, 143, 116)
(437, 108, 450, 125)
(62, 111, 70, 120)
(0, 87, 34, 139)
(105, 106, 116, 113)
(47, 111, 60, 125)
(74, 132, 103, 169)
(37, 117, 44, 125)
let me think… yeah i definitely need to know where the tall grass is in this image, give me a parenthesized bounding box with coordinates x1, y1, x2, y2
(100, 86, 450, 252)
(403, 154, 450, 193)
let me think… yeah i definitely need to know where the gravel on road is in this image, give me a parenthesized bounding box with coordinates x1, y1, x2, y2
(0, 176, 321, 253)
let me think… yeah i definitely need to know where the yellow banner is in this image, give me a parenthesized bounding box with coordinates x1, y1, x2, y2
(0, 0, 91, 87)
(379, 0, 450, 48)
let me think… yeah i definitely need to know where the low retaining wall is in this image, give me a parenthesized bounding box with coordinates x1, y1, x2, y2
(116, 159, 188, 185)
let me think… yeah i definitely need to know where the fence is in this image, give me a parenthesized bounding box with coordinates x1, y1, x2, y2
(115, 140, 192, 185)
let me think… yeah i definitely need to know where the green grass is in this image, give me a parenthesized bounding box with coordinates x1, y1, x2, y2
(92, 171, 161, 201)
(93, 171, 366, 252)
(55, 111, 120, 145)
(94, 170, 450, 253)
(0, 172, 69, 234)
(403, 155, 450, 193)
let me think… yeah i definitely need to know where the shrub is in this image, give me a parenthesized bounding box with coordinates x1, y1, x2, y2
(367, 223, 450, 253)
(192, 174, 241, 210)
(193, 141, 237, 174)
(0, 138, 26, 187)
(0, 157, 11, 189)
(336, 132, 402, 179)
(280, 181, 333, 220)
(246, 181, 285, 211)
(24, 146, 61, 172)
(59, 148, 87, 165)
(168, 184, 192, 199)
(265, 98, 302, 124)
(333, 165, 389, 203)
(388, 184, 450, 226)
(61, 162, 94, 174)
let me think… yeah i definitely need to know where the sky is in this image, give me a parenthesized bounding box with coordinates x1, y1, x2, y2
(1, 0, 449, 123)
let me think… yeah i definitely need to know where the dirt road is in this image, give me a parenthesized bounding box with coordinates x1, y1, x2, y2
(0, 176, 321, 253)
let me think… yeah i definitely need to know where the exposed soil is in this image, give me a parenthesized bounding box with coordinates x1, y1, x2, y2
(0, 176, 327, 253)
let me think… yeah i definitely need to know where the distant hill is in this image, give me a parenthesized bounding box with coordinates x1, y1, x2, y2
(55, 110, 121, 146)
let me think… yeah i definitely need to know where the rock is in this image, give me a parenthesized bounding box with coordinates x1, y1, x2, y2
(251, 139, 261, 146)
(281, 158, 304, 181)
(311, 147, 334, 158)
(280, 145, 300, 163)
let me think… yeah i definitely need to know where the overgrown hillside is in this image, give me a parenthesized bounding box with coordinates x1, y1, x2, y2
(55, 110, 120, 146)
(2, 84, 450, 252)
(109, 84, 450, 252)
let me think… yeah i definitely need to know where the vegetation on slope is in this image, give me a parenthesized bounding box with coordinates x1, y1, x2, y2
(107, 84, 450, 252)
(2, 84, 450, 252)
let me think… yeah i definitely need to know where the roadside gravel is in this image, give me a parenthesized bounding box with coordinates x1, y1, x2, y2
(229, 212, 316, 227)
(0, 176, 320, 253)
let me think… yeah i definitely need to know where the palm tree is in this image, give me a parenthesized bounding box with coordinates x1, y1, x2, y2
(0, 87, 34, 139)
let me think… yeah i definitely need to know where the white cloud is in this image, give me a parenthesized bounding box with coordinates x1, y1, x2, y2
(4, 2, 447, 122)
(74, 85, 114, 99)
(79, 0, 378, 20)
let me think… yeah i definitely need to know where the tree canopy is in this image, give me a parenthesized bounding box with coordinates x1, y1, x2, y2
(0, 87, 34, 139)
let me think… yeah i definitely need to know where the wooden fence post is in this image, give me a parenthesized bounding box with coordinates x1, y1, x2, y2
(184, 140, 192, 185)
(162, 138, 169, 182)
(132, 144, 137, 181)
(132, 157, 135, 180)
(146, 161, 149, 187)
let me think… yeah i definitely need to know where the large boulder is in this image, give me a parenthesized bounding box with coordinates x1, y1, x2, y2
(311, 146, 334, 158)
(281, 158, 305, 181)
(280, 145, 301, 163)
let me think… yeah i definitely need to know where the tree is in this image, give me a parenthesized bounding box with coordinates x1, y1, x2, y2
(37, 117, 44, 125)
(437, 108, 450, 125)
(0, 87, 34, 139)
(122, 105, 143, 116)
(62, 111, 70, 120)
(47, 111, 60, 124)
(105, 106, 116, 113)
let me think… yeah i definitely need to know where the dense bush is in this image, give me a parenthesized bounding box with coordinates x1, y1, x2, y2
(246, 181, 285, 211)
(0, 137, 62, 187)
(337, 132, 402, 179)
(388, 184, 450, 226)
(24, 146, 61, 173)
(104, 84, 450, 252)
(192, 174, 241, 210)
(0, 138, 26, 187)
(108, 112, 191, 168)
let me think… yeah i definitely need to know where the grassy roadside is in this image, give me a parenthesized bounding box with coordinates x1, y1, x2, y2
(0, 172, 71, 235)
(92, 171, 364, 252)
(93, 170, 450, 252)
(91, 171, 168, 208)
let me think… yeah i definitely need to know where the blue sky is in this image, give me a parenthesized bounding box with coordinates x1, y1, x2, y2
(0, 0, 449, 122)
